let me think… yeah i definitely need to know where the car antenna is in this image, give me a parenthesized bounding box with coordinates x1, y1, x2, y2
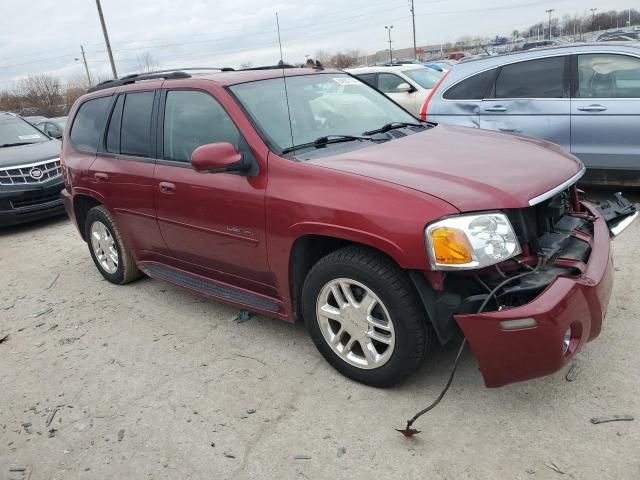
(276, 12, 296, 159)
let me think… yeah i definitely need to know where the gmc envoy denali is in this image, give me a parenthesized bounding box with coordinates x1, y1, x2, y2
(60, 67, 637, 387)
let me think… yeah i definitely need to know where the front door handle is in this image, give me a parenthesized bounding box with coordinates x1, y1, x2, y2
(577, 104, 607, 112)
(484, 105, 507, 112)
(94, 172, 109, 182)
(159, 182, 176, 194)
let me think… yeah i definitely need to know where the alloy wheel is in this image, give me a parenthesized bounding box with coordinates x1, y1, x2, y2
(316, 278, 395, 369)
(90, 220, 119, 274)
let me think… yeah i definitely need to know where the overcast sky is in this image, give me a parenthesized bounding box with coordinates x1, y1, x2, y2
(0, 0, 636, 89)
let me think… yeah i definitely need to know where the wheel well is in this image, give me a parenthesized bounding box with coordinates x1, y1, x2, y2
(73, 195, 102, 241)
(289, 235, 408, 323)
(289, 235, 353, 322)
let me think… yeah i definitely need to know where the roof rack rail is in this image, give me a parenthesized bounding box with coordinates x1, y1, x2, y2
(240, 64, 297, 71)
(87, 70, 190, 93)
(86, 67, 235, 93)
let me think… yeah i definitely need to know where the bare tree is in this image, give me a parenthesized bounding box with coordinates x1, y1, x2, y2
(314, 50, 332, 66)
(136, 52, 159, 73)
(239, 62, 253, 69)
(15, 75, 64, 117)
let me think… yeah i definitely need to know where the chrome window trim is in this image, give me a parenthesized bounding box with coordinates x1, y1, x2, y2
(528, 165, 586, 206)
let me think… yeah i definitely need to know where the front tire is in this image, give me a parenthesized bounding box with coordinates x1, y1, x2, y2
(85, 205, 140, 285)
(302, 246, 432, 387)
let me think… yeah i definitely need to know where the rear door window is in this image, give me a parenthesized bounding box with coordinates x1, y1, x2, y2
(494, 56, 567, 99)
(120, 92, 154, 157)
(576, 54, 640, 98)
(69, 96, 112, 152)
(444, 69, 497, 100)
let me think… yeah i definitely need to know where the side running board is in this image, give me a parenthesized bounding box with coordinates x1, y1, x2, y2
(139, 262, 280, 313)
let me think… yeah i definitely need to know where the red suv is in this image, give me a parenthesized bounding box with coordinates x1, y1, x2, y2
(61, 67, 637, 387)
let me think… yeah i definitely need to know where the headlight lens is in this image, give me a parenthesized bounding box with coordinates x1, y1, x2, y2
(425, 213, 521, 270)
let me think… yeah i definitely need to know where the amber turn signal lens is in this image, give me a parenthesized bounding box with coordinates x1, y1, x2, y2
(430, 227, 473, 265)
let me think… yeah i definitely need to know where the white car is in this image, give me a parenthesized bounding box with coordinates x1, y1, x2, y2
(346, 65, 444, 117)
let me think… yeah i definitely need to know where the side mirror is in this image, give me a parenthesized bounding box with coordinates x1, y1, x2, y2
(191, 142, 249, 174)
(396, 82, 414, 93)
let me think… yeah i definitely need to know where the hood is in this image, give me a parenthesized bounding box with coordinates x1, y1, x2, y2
(0, 139, 61, 169)
(307, 125, 583, 212)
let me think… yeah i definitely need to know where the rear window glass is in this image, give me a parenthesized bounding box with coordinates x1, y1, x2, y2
(69, 96, 112, 152)
(495, 56, 566, 99)
(120, 92, 154, 157)
(402, 68, 441, 89)
(444, 69, 497, 100)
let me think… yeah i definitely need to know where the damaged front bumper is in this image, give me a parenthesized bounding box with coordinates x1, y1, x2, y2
(454, 199, 635, 387)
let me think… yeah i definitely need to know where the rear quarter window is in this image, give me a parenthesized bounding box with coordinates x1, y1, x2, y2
(443, 69, 497, 100)
(69, 96, 112, 153)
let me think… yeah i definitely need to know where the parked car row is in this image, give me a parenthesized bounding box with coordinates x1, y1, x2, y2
(357, 42, 640, 185)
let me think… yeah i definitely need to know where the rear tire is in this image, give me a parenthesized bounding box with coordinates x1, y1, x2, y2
(302, 246, 433, 387)
(85, 205, 140, 285)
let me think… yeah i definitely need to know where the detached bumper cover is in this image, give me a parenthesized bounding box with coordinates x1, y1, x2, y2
(455, 202, 614, 387)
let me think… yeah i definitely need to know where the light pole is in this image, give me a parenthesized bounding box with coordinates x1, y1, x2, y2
(95, 0, 118, 79)
(590, 8, 598, 31)
(409, 0, 417, 60)
(545, 9, 555, 39)
(75, 45, 92, 87)
(385, 25, 394, 64)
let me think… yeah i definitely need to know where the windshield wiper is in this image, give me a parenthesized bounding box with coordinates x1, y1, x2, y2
(363, 122, 425, 136)
(281, 135, 381, 155)
(0, 142, 35, 148)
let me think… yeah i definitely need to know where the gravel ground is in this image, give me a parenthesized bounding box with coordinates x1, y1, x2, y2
(1, 189, 639, 480)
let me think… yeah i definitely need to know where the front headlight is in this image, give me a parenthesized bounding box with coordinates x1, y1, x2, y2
(425, 213, 521, 270)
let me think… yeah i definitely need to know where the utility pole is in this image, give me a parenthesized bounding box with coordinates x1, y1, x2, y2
(546, 9, 555, 39)
(385, 25, 394, 64)
(409, 0, 417, 60)
(590, 8, 598, 31)
(79, 45, 92, 87)
(95, 0, 118, 79)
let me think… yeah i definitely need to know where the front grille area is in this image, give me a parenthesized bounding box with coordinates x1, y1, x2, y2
(10, 192, 62, 209)
(0, 158, 61, 185)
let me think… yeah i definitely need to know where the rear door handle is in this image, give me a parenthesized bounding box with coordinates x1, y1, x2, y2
(577, 104, 607, 112)
(94, 172, 108, 182)
(484, 105, 507, 112)
(159, 181, 176, 194)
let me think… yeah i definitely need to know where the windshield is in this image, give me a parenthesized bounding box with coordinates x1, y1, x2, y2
(0, 115, 49, 146)
(402, 68, 442, 89)
(229, 73, 419, 153)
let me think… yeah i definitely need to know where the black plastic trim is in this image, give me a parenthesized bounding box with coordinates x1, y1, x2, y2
(139, 262, 280, 312)
(408, 271, 460, 345)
